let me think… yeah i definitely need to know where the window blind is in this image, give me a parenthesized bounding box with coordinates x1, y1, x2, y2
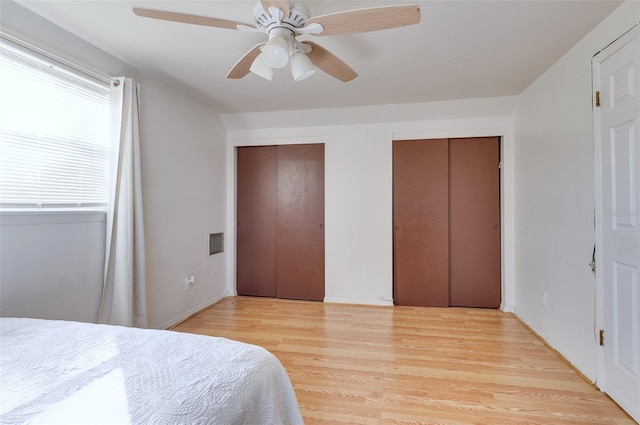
(0, 39, 111, 209)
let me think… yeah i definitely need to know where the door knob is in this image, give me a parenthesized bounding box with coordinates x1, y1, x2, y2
(492, 224, 499, 230)
(394, 226, 399, 230)
(319, 224, 324, 229)
(238, 222, 242, 227)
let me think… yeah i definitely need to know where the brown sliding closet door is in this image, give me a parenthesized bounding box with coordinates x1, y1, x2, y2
(393, 137, 501, 308)
(236, 144, 325, 301)
(236, 146, 277, 297)
(277, 144, 325, 301)
(449, 137, 501, 308)
(393, 139, 450, 307)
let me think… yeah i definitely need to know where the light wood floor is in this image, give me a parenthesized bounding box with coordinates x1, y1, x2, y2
(174, 296, 634, 425)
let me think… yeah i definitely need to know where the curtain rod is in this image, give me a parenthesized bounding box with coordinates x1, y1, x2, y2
(0, 30, 113, 86)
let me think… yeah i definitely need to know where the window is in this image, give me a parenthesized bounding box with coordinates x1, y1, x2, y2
(0, 37, 111, 210)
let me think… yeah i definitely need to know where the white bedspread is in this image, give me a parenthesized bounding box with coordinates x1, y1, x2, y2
(0, 318, 303, 425)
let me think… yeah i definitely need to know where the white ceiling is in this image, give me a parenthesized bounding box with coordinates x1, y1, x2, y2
(15, 0, 622, 114)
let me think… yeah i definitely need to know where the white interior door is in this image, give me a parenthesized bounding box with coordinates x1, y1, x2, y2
(594, 24, 640, 423)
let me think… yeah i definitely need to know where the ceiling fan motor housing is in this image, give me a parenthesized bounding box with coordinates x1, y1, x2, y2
(253, 1, 311, 31)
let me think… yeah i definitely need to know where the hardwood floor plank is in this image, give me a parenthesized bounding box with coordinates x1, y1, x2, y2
(173, 296, 634, 425)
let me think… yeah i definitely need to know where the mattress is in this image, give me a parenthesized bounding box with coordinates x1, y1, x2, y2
(0, 318, 303, 425)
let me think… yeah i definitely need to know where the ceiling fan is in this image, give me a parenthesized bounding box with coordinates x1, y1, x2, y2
(133, 1, 421, 82)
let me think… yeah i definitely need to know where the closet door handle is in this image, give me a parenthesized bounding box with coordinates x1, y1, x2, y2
(319, 224, 324, 229)
(238, 222, 242, 227)
(394, 226, 400, 230)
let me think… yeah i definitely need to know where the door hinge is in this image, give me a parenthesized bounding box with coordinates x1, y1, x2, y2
(599, 329, 604, 346)
(595, 91, 601, 107)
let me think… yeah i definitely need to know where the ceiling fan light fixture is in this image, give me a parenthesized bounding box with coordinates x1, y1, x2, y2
(262, 35, 289, 69)
(291, 51, 315, 81)
(249, 53, 274, 81)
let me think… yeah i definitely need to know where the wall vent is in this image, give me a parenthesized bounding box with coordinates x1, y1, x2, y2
(209, 232, 224, 255)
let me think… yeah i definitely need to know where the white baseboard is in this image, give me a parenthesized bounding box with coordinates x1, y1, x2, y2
(501, 302, 515, 313)
(324, 296, 394, 307)
(155, 291, 229, 330)
(513, 309, 596, 384)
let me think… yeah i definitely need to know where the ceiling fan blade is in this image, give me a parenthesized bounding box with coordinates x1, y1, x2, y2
(133, 7, 252, 30)
(260, 0, 289, 18)
(305, 42, 357, 82)
(226, 44, 265, 79)
(304, 5, 420, 36)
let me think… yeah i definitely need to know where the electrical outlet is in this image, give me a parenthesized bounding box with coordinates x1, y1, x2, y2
(185, 274, 195, 291)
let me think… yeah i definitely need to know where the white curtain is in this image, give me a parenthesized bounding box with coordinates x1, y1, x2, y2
(98, 77, 147, 328)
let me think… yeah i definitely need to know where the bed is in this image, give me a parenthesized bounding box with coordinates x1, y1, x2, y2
(0, 318, 303, 425)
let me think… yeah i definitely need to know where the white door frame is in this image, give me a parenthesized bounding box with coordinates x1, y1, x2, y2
(593, 21, 640, 415)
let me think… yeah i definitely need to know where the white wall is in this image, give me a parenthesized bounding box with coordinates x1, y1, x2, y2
(222, 98, 517, 310)
(0, 1, 228, 328)
(138, 75, 228, 329)
(0, 213, 105, 321)
(513, 1, 639, 382)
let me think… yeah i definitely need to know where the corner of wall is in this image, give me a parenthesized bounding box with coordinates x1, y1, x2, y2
(155, 291, 230, 330)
